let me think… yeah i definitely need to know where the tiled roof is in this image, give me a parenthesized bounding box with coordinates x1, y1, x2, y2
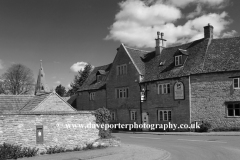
(62, 97, 70, 102)
(20, 92, 51, 111)
(124, 45, 149, 75)
(66, 94, 78, 108)
(0, 95, 34, 113)
(143, 37, 240, 82)
(78, 63, 112, 91)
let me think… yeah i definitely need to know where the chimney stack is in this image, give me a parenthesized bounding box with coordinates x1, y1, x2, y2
(155, 31, 166, 55)
(204, 23, 213, 39)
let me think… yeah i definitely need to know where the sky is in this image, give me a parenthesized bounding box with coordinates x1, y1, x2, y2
(0, 0, 239, 90)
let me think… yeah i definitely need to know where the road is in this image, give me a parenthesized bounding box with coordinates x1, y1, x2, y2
(113, 133, 240, 160)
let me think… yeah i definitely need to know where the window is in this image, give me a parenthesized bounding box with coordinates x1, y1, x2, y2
(175, 55, 182, 66)
(89, 92, 95, 100)
(36, 125, 43, 144)
(111, 112, 116, 121)
(158, 110, 172, 121)
(116, 87, 129, 98)
(130, 111, 137, 120)
(227, 103, 240, 117)
(97, 75, 102, 82)
(116, 64, 127, 75)
(233, 78, 240, 89)
(158, 83, 170, 94)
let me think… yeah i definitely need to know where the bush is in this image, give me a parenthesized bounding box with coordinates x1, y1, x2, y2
(198, 121, 211, 132)
(0, 143, 38, 159)
(95, 107, 112, 139)
(83, 143, 93, 150)
(45, 146, 66, 154)
(212, 127, 240, 132)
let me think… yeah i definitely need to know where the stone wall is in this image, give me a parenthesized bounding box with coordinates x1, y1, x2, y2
(141, 77, 190, 125)
(106, 46, 141, 124)
(76, 89, 106, 110)
(0, 111, 99, 152)
(191, 72, 240, 128)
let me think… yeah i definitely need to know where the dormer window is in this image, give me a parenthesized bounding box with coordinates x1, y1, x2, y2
(175, 55, 182, 66)
(97, 75, 102, 82)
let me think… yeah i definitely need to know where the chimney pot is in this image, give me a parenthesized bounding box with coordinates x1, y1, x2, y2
(155, 32, 166, 55)
(204, 23, 213, 39)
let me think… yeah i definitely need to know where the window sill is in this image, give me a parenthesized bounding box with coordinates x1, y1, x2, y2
(225, 116, 240, 118)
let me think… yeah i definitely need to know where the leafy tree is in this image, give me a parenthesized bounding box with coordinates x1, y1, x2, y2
(68, 64, 92, 96)
(0, 64, 35, 95)
(55, 84, 66, 97)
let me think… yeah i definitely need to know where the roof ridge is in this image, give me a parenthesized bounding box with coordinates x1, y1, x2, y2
(125, 46, 150, 53)
(0, 95, 34, 96)
(164, 38, 205, 49)
(212, 36, 240, 40)
(94, 63, 112, 70)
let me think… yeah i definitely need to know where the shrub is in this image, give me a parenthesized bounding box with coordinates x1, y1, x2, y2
(83, 143, 93, 150)
(73, 146, 82, 151)
(198, 121, 211, 132)
(95, 107, 112, 139)
(212, 127, 240, 132)
(0, 143, 38, 159)
(45, 146, 66, 154)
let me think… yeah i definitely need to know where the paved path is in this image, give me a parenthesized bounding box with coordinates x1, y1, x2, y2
(114, 133, 240, 160)
(19, 144, 169, 160)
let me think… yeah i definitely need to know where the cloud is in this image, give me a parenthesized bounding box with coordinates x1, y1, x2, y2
(186, 5, 204, 19)
(55, 81, 61, 84)
(70, 62, 88, 72)
(67, 83, 72, 89)
(166, 0, 228, 8)
(222, 30, 238, 38)
(52, 76, 56, 79)
(0, 59, 4, 70)
(105, 0, 235, 48)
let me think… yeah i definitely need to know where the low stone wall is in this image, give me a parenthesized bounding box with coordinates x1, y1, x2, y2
(0, 111, 99, 152)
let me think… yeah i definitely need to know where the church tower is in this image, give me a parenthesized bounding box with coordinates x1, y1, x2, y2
(35, 60, 48, 95)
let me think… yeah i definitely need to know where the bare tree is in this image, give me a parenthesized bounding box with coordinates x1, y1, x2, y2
(0, 64, 35, 95)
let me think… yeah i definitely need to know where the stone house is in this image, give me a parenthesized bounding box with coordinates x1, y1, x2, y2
(77, 24, 240, 129)
(77, 44, 148, 125)
(77, 63, 112, 110)
(0, 62, 99, 152)
(141, 24, 240, 129)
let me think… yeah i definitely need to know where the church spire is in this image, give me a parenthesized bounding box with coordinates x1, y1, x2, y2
(35, 60, 48, 95)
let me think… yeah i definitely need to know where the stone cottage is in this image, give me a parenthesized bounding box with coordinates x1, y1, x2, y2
(0, 62, 99, 152)
(77, 44, 147, 125)
(140, 24, 240, 129)
(76, 24, 240, 130)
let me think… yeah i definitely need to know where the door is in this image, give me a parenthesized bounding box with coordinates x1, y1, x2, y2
(142, 112, 149, 131)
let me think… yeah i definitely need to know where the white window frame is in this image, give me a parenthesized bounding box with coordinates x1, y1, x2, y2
(175, 55, 182, 66)
(111, 112, 116, 121)
(158, 83, 170, 94)
(158, 110, 172, 121)
(130, 111, 137, 121)
(116, 87, 129, 98)
(89, 92, 95, 101)
(116, 64, 127, 75)
(227, 103, 240, 117)
(233, 78, 240, 89)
